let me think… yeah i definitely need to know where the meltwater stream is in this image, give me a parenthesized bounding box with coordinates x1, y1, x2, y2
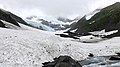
(80, 55, 120, 67)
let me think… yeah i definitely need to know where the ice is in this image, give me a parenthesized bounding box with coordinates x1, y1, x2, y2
(25, 20, 55, 31)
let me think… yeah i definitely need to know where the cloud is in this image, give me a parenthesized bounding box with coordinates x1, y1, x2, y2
(0, 0, 119, 19)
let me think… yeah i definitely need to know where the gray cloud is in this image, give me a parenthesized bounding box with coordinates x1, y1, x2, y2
(0, 0, 119, 19)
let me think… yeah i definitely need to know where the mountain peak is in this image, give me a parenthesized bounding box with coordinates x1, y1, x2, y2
(104, 2, 120, 10)
(114, 2, 120, 5)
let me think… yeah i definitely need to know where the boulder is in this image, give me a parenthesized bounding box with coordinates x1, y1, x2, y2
(55, 34, 79, 39)
(42, 56, 82, 67)
(88, 53, 94, 57)
(109, 56, 120, 60)
(116, 53, 120, 56)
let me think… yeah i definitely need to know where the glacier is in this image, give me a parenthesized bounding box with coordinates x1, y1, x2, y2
(0, 24, 120, 67)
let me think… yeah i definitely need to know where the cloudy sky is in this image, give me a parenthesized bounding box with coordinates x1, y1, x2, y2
(0, 0, 119, 19)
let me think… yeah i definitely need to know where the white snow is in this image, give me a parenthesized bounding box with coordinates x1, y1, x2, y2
(101, 30, 118, 36)
(89, 29, 118, 36)
(89, 21, 95, 24)
(0, 24, 120, 67)
(89, 29, 105, 35)
(25, 20, 55, 32)
(70, 29, 78, 32)
(79, 35, 103, 43)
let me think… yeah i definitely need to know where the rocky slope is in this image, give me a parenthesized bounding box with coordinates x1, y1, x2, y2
(0, 9, 28, 28)
(69, 2, 120, 37)
(0, 9, 74, 31)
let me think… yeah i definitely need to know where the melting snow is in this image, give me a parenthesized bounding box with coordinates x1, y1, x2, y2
(0, 24, 120, 67)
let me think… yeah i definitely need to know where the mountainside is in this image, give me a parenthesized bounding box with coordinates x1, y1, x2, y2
(69, 2, 120, 37)
(0, 9, 28, 27)
(0, 8, 75, 31)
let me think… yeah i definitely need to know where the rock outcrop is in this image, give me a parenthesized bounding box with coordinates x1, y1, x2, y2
(0, 9, 27, 28)
(42, 56, 82, 67)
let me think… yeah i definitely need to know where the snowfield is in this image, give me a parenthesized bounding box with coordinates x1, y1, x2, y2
(0, 25, 120, 67)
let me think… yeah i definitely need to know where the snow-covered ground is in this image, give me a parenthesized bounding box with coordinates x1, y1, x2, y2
(0, 24, 120, 67)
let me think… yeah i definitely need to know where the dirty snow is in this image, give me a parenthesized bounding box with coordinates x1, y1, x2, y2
(0, 24, 120, 67)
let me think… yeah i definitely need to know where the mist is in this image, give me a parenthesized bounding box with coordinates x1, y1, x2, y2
(0, 0, 119, 19)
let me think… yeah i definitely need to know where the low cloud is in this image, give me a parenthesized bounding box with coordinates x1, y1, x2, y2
(0, 0, 119, 19)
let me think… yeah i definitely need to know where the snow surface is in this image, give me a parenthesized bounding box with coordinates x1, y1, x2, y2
(89, 29, 106, 35)
(0, 24, 120, 67)
(79, 35, 104, 43)
(89, 29, 118, 36)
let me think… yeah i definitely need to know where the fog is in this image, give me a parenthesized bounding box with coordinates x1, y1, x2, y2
(0, 0, 119, 19)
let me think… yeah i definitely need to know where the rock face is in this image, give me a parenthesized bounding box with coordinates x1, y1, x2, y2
(42, 56, 82, 67)
(55, 34, 79, 39)
(109, 56, 120, 60)
(0, 9, 27, 27)
(69, 2, 120, 36)
(57, 17, 73, 22)
(0, 20, 6, 28)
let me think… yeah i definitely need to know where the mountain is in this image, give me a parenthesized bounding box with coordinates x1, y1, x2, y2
(0, 8, 74, 31)
(57, 17, 73, 22)
(0, 20, 6, 28)
(69, 2, 120, 37)
(0, 3, 120, 67)
(0, 9, 28, 29)
(25, 16, 76, 31)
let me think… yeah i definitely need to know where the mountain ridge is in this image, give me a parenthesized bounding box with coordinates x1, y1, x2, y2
(69, 2, 120, 37)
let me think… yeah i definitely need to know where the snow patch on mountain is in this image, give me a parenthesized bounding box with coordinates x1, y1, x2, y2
(79, 35, 103, 43)
(89, 29, 118, 36)
(25, 16, 75, 31)
(25, 20, 55, 31)
(1, 20, 22, 30)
